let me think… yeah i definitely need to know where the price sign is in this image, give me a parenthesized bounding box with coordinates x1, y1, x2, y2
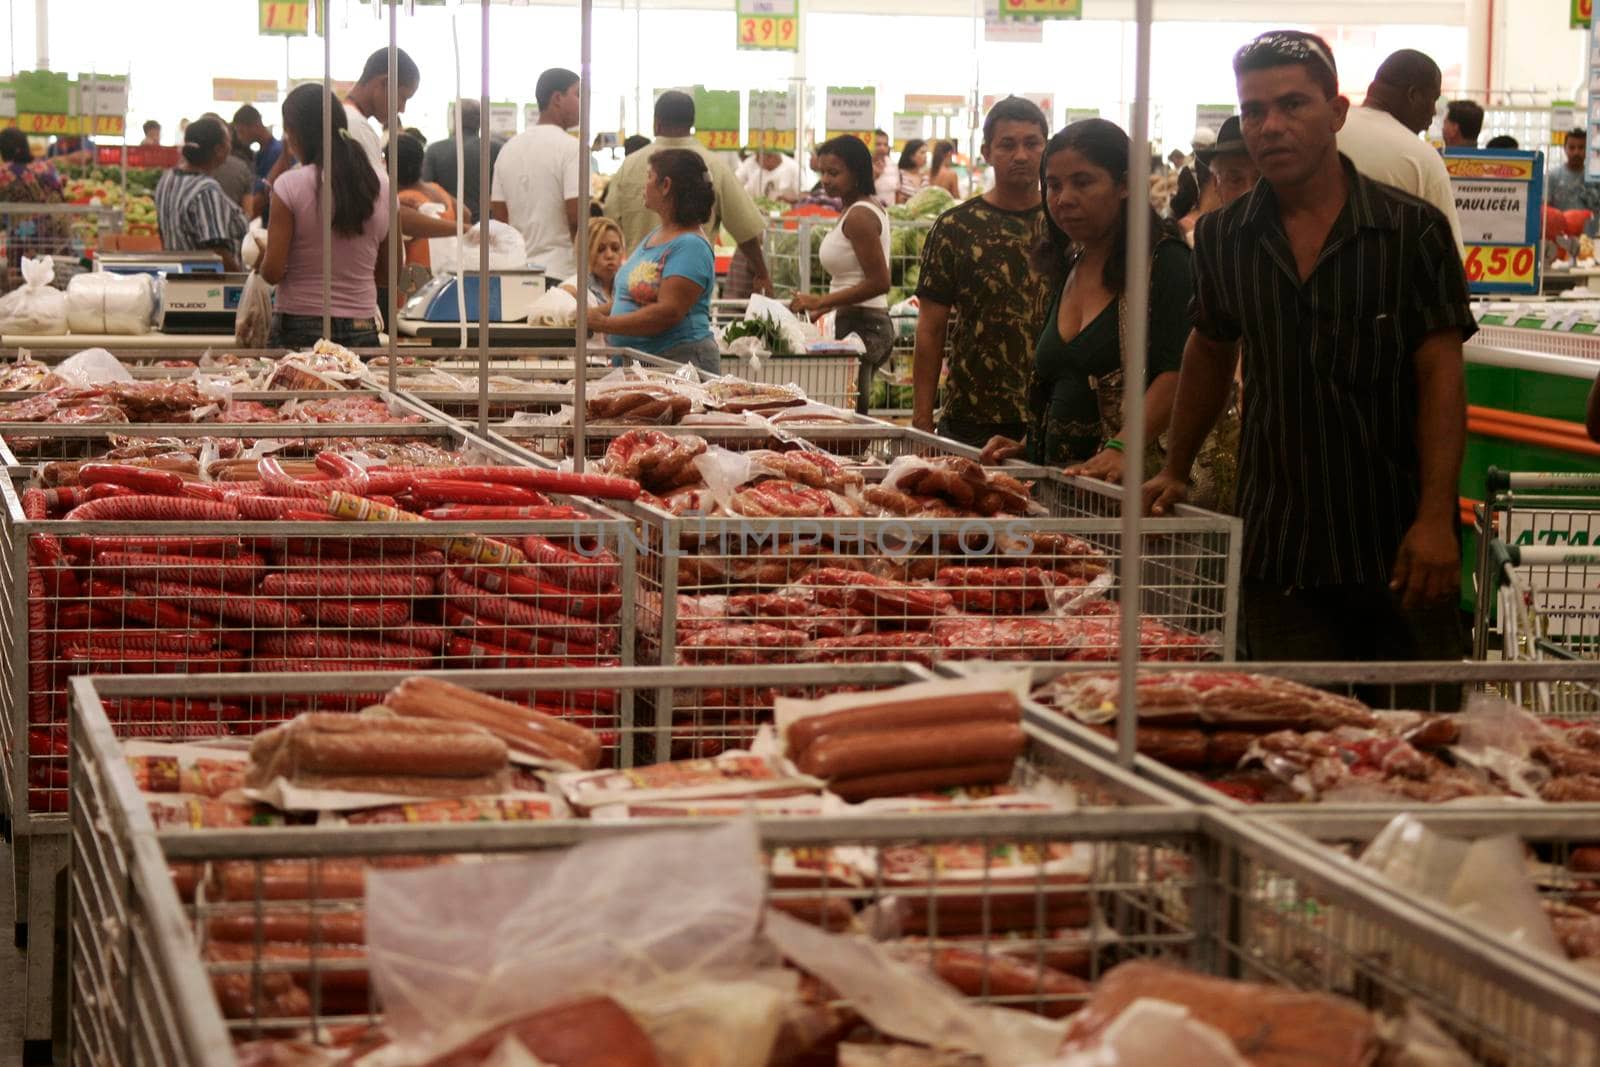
(892, 113, 923, 152)
(1445, 148, 1545, 295)
(749, 90, 796, 151)
(692, 87, 741, 152)
(697, 129, 742, 150)
(488, 102, 519, 138)
(737, 0, 798, 51)
(998, 0, 1080, 19)
(1575, 0, 1592, 29)
(16, 113, 73, 135)
(213, 78, 279, 104)
(0, 81, 17, 122)
(259, 0, 310, 36)
(826, 86, 875, 146)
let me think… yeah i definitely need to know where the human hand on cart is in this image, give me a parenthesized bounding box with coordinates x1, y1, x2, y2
(1064, 448, 1124, 484)
(1142, 467, 1190, 516)
(585, 304, 611, 332)
(1390, 518, 1460, 610)
(789, 292, 825, 315)
(752, 270, 775, 298)
(979, 436, 1025, 464)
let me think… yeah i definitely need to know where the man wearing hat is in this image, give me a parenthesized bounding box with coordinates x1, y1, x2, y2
(1197, 116, 1259, 209)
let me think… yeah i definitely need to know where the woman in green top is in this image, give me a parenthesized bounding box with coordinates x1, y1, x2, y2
(983, 119, 1232, 504)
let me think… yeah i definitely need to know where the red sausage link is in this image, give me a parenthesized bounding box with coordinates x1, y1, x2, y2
(422, 504, 593, 521)
(78, 463, 186, 495)
(261, 572, 433, 598)
(64, 496, 240, 522)
(438, 571, 616, 650)
(407, 480, 549, 508)
(124, 578, 308, 627)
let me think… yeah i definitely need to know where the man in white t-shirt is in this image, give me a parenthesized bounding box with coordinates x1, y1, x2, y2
(343, 47, 419, 173)
(872, 129, 897, 205)
(745, 151, 800, 202)
(1336, 48, 1463, 249)
(491, 68, 582, 281)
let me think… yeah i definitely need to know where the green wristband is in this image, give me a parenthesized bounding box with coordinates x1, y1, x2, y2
(1103, 438, 1125, 453)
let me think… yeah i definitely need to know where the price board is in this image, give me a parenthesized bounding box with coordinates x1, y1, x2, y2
(489, 102, 519, 139)
(826, 86, 875, 146)
(750, 90, 796, 151)
(78, 74, 128, 137)
(1574, 0, 1591, 29)
(1444, 148, 1545, 295)
(998, 0, 1080, 20)
(213, 78, 279, 104)
(259, 0, 310, 36)
(15, 113, 74, 136)
(736, 0, 798, 52)
(892, 112, 923, 152)
(692, 87, 741, 152)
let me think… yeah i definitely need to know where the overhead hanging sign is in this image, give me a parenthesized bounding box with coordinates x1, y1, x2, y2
(1575, 0, 1592, 29)
(213, 78, 279, 104)
(523, 103, 539, 128)
(1195, 104, 1236, 134)
(489, 102, 519, 138)
(891, 112, 923, 151)
(750, 89, 796, 151)
(259, 0, 311, 36)
(982, 92, 1054, 126)
(904, 94, 964, 115)
(0, 81, 15, 123)
(693, 87, 741, 151)
(1445, 149, 1544, 295)
(1064, 107, 1100, 125)
(288, 77, 356, 99)
(984, 0, 1042, 42)
(736, 0, 799, 52)
(826, 86, 875, 146)
(1552, 101, 1577, 147)
(998, 0, 1080, 20)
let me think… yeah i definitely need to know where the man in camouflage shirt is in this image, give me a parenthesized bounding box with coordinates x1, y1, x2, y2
(912, 97, 1053, 448)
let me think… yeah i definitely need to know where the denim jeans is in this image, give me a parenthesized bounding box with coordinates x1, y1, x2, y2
(269, 313, 379, 350)
(657, 335, 722, 377)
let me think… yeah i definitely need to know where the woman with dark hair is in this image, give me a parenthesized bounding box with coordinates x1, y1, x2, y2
(390, 132, 464, 268)
(0, 128, 71, 290)
(791, 135, 893, 414)
(153, 116, 249, 272)
(928, 139, 961, 198)
(260, 82, 390, 349)
(896, 138, 928, 204)
(982, 118, 1235, 507)
(587, 148, 719, 373)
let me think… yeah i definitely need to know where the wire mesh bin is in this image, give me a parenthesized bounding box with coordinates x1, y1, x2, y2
(964, 660, 1600, 811)
(633, 474, 1238, 677)
(718, 350, 860, 412)
(0, 203, 122, 293)
(492, 421, 980, 467)
(67, 675, 1600, 1066)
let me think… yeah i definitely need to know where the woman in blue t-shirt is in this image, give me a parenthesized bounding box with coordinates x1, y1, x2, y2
(587, 148, 718, 374)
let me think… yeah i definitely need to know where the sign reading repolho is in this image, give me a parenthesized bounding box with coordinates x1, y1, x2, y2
(1444, 148, 1545, 295)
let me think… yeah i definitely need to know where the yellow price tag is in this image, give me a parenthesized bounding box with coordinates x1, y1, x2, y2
(86, 114, 124, 137)
(1464, 244, 1537, 286)
(999, 0, 1081, 17)
(760, 129, 796, 151)
(738, 14, 798, 50)
(696, 130, 741, 151)
(1574, 0, 1592, 28)
(260, 0, 310, 35)
(17, 113, 73, 136)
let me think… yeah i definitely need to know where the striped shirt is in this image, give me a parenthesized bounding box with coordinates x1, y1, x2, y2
(153, 169, 248, 255)
(1190, 155, 1476, 587)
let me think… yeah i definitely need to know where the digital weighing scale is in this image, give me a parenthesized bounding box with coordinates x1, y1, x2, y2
(158, 271, 252, 334)
(396, 268, 573, 346)
(96, 251, 225, 277)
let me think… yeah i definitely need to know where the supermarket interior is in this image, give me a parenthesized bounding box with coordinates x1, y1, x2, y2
(6, 0, 1600, 1064)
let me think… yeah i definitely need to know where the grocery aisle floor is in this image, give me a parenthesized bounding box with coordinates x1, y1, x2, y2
(2, 834, 23, 1067)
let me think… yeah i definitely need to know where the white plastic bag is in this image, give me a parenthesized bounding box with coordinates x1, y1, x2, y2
(744, 292, 810, 354)
(234, 271, 274, 349)
(240, 218, 269, 270)
(525, 286, 578, 326)
(66, 272, 156, 335)
(433, 219, 528, 274)
(0, 257, 68, 336)
(42, 347, 133, 388)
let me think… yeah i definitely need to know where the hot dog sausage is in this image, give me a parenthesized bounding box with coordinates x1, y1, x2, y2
(796, 722, 1025, 781)
(786, 693, 1021, 760)
(827, 761, 1018, 803)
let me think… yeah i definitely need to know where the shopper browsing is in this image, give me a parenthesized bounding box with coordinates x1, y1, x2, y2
(928, 140, 961, 198)
(233, 105, 286, 185)
(896, 138, 929, 204)
(140, 120, 161, 147)
(911, 96, 1052, 447)
(1486, 134, 1519, 150)
(790, 136, 894, 415)
(1335, 48, 1463, 248)
(1442, 100, 1483, 148)
(1196, 116, 1258, 209)
(259, 83, 390, 350)
(744, 150, 801, 203)
(1548, 129, 1600, 237)
(1145, 31, 1474, 679)
(423, 99, 503, 223)
(392, 133, 464, 268)
(561, 216, 626, 306)
(344, 47, 420, 173)
(872, 129, 897, 204)
(588, 149, 720, 374)
(154, 117, 249, 272)
(604, 91, 773, 296)
(491, 68, 584, 282)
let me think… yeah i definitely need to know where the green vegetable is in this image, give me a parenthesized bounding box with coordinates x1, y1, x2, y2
(904, 186, 957, 219)
(722, 315, 793, 356)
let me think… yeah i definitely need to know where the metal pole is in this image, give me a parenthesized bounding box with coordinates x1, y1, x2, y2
(33, 0, 45, 68)
(321, 0, 333, 342)
(1117, 0, 1153, 769)
(575, 0, 594, 472)
(386, 1, 399, 393)
(634, 0, 642, 137)
(476, 0, 490, 438)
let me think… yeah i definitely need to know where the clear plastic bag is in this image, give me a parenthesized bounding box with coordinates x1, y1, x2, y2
(0, 256, 68, 335)
(43, 346, 133, 387)
(66, 272, 156, 335)
(234, 271, 274, 349)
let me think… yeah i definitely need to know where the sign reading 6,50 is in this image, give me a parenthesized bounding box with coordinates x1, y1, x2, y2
(738, 14, 798, 50)
(1464, 244, 1536, 285)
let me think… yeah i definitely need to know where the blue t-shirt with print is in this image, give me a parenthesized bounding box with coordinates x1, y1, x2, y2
(606, 229, 714, 355)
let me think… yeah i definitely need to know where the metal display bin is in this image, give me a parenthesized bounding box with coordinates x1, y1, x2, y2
(0, 420, 637, 1050)
(718, 349, 860, 412)
(954, 660, 1600, 813)
(67, 671, 1600, 1065)
(491, 420, 980, 467)
(626, 473, 1238, 676)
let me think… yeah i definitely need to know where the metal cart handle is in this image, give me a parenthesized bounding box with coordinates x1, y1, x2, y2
(1486, 466, 1600, 492)
(1499, 541, 1600, 567)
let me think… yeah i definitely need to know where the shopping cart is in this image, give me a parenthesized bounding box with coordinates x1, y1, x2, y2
(1474, 470, 1600, 715)
(0, 202, 121, 292)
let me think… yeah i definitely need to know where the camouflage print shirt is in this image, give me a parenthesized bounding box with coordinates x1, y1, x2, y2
(915, 197, 1052, 426)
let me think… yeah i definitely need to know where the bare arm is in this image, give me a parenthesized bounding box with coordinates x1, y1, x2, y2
(1062, 370, 1181, 483)
(794, 208, 888, 312)
(490, 201, 509, 224)
(912, 298, 952, 433)
(374, 235, 391, 290)
(1142, 330, 1239, 514)
(564, 197, 581, 239)
(590, 275, 703, 336)
(398, 204, 462, 239)
(258, 191, 294, 286)
(1390, 327, 1466, 608)
(737, 235, 773, 296)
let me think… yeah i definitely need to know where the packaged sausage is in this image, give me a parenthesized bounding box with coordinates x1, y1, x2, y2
(124, 739, 252, 798)
(554, 750, 821, 814)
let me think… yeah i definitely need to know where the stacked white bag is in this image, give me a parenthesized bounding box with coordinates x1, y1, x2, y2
(0, 256, 69, 335)
(65, 271, 157, 335)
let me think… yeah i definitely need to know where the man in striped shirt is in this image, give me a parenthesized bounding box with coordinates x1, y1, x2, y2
(1146, 30, 1475, 675)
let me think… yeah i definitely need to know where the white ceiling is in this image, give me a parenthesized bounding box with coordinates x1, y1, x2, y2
(537, 0, 1467, 21)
